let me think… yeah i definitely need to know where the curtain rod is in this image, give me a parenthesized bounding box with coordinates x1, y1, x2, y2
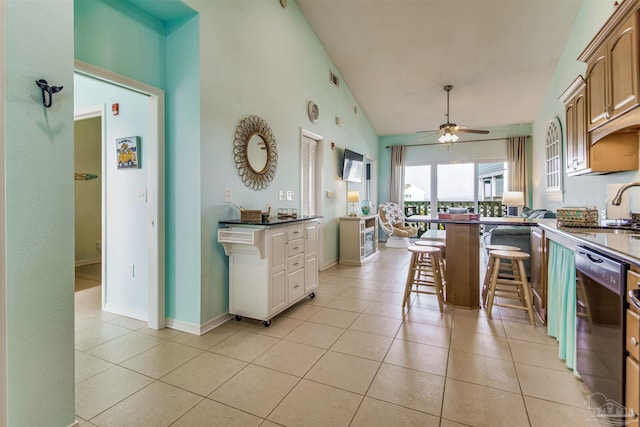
(385, 135, 530, 149)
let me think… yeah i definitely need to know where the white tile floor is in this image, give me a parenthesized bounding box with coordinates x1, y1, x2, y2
(75, 247, 595, 426)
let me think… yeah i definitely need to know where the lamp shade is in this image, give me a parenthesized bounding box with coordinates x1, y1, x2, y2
(347, 190, 360, 203)
(502, 191, 525, 206)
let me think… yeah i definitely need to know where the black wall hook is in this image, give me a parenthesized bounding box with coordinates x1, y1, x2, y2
(35, 79, 63, 108)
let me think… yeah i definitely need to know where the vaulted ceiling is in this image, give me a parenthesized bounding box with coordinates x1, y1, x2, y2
(297, 0, 584, 138)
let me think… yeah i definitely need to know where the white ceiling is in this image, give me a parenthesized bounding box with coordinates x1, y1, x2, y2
(297, 0, 584, 137)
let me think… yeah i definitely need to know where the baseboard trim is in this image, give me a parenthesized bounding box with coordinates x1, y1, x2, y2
(103, 303, 147, 322)
(75, 258, 100, 267)
(200, 313, 234, 335)
(322, 258, 338, 271)
(164, 313, 234, 336)
(68, 420, 80, 427)
(164, 318, 200, 335)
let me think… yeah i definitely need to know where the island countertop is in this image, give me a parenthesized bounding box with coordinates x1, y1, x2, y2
(405, 215, 540, 226)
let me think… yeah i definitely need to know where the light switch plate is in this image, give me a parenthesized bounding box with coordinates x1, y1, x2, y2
(279, 190, 285, 201)
(286, 190, 294, 201)
(224, 188, 231, 203)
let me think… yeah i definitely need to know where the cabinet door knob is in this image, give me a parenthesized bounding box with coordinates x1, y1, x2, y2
(632, 337, 638, 347)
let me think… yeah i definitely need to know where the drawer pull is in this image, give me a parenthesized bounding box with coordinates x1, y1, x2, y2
(630, 289, 640, 310)
(293, 262, 301, 266)
(293, 246, 301, 250)
(293, 284, 300, 288)
(632, 337, 638, 347)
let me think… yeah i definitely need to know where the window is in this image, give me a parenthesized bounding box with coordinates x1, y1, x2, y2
(545, 117, 563, 202)
(300, 132, 322, 217)
(404, 161, 507, 218)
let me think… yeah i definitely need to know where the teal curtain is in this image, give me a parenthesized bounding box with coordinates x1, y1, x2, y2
(546, 240, 577, 373)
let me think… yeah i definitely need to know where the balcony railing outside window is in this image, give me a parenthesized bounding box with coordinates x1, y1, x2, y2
(404, 200, 507, 235)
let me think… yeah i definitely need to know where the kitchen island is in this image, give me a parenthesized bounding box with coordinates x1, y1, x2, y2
(406, 216, 539, 308)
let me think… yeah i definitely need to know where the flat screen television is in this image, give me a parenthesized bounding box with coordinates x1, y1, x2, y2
(342, 148, 364, 182)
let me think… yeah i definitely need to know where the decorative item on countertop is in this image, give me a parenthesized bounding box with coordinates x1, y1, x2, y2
(556, 207, 599, 227)
(277, 208, 297, 219)
(240, 209, 262, 223)
(261, 206, 271, 223)
(437, 212, 480, 220)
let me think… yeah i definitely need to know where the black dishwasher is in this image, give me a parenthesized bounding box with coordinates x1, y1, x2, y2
(575, 245, 628, 407)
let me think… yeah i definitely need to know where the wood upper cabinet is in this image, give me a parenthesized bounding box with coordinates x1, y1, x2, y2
(560, 77, 589, 175)
(581, 6, 640, 134)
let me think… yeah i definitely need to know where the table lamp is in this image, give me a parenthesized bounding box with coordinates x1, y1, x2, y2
(502, 191, 525, 216)
(347, 190, 360, 216)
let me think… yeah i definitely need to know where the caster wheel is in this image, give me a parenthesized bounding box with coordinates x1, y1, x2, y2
(262, 320, 272, 327)
(309, 292, 316, 299)
(235, 315, 242, 321)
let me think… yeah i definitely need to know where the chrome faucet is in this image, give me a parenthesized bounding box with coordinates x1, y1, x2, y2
(611, 182, 640, 205)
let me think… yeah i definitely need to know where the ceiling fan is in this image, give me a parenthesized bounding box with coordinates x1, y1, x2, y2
(417, 85, 489, 144)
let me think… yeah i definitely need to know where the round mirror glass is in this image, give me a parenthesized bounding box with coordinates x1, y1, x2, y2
(247, 133, 268, 173)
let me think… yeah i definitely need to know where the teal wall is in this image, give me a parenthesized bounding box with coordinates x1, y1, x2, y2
(75, 0, 167, 89)
(5, 0, 76, 425)
(532, 0, 640, 213)
(75, 0, 202, 325)
(165, 15, 201, 323)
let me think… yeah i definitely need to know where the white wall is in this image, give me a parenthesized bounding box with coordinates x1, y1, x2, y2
(74, 74, 150, 319)
(186, 0, 379, 321)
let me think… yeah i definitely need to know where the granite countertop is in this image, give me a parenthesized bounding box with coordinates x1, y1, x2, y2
(406, 215, 539, 226)
(538, 219, 640, 265)
(219, 215, 323, 227)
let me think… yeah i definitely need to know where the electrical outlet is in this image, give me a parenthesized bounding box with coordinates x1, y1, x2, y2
(224, 188, 231, 203)
(128, 264, 135, 278)
(279, 190, 285, 201)
(286, 190, 294, 201)
(137, 190, 147, 203)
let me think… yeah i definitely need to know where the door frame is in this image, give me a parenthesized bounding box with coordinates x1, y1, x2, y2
(0, 0, 7, 423)
(74, 60, 165, 329)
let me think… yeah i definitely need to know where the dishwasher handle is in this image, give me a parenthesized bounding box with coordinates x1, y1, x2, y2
(630, 289, 640, 310)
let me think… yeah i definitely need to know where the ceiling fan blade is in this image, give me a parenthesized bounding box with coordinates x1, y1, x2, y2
(456, 128, 490, 134)
(415, 129, 440, 134)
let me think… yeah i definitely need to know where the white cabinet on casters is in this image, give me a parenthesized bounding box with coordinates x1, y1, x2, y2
(218, 218, 321, 327)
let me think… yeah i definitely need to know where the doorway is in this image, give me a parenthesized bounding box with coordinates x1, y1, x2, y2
(74, 61, 165, 330)
(74, 113, 103, 294)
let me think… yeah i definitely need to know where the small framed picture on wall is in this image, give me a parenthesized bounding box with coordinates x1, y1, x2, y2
(116, 136, 140, 169)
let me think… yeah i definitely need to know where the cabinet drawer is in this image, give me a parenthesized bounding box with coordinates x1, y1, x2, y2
(288, 238, 305, 256)
(629, 270, 640, 310)
(627, 356, 639, 427)
(287, 225, 305, 241)
(287, 253, 304, 272)
(288, 268, 305, 301)
(629, 309, 640, 359)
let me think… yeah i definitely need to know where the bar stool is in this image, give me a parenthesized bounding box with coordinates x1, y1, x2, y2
(482, 244, 521, 306)
(415, 240, 446, 274)
(403, 245, 446, 312)
(485, 250, 536, 326)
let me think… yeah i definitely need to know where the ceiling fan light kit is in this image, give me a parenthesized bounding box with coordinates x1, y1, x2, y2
(417, 85, 489, 145)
